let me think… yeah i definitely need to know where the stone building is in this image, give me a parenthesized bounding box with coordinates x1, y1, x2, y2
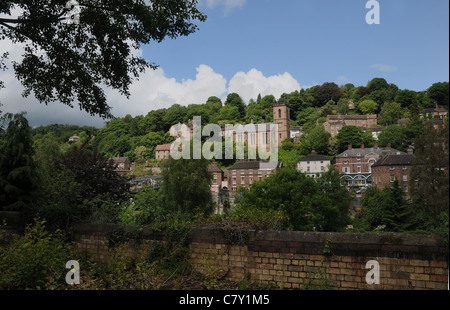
(155, 144, 172, 160)
(322, 114, 378, 137)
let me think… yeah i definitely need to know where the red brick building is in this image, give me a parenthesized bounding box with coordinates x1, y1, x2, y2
(155, 144, 172, 160)
(225, 161, 282, 191)
(371, 154, 415, 199)
(208, 162, 224, 191)
(334, 143, 405, 187)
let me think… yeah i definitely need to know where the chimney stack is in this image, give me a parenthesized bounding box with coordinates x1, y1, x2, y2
(311, 150, 317, 155)
(373, 143, 378, 149)
(348, 144, 352, 150)
(361, 144, 365, 150)
(387, 143, 391, 149)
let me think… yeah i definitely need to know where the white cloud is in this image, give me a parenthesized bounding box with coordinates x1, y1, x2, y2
(228, 68, 301, 103)
(200, 0, 246, 14)
(370, 64, 398, 73)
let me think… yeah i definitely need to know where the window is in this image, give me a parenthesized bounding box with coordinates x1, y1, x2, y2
(278, 109, 281, 118)
(321, 166, 324, 172)
(241, 177, 245, 183)
(232, 177, 236, 184)
(232, 170, 236, 175)
(357, 166, 361, 173)
(241, 170, 245, 175)
(390, 166, 395, 170)
(232, 186, 237, 192)
(402, 165, 407, 170)
(402, 174, 407, 182)
(343, 167, 349, 173)
(390, 175, 395, 182)
(307, 166, 310, 172)
(344, 160, 348, 164)
(258, 169, 262, 175)
(249, 169, 253, 175)
(249, 177, 253, 184)
(356, 153, 361, 157)
(357, 159, 361, 163)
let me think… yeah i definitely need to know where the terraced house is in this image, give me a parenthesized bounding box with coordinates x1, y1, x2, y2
(334, 143, 405, 188)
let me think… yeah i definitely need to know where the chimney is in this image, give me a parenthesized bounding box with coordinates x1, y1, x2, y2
(311, 150, 317, 156)
(387, 143, 391, 149)
(407, 146, 414, 155)
(373, 143, 378, 149)
(250, 119, 254, 124)
(348, 144, 352, 150)
(361, 144, 365, 150)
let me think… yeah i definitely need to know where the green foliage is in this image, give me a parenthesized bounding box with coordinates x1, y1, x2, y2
(355, 181, 415, 232)
(335, 126, 374, 153)
(0, 219, 73, 290)
(237, 168, 350, 232)
(0, 113, 39, 212)
(1, 0, 207, 118)
(298, 126, 331, 156)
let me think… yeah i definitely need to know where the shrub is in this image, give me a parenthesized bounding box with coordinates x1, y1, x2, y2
(0, 219, 74, 289)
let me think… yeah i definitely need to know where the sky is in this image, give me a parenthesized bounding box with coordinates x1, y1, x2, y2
(0, 0, 449, 128)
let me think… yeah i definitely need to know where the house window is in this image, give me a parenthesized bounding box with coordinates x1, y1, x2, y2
(390, 175, 395, 182)
(321, 166, 324, 172)
(390, 166, 395, 170)
(402, 174, 408, 182)
(357, 166, 361, 173)
(258, 169, 262, 175)
(241, 170, 245, 175)
(249, 169, 253, 175)
(343, 167, 349, 173)
(232, 170, 236, 175)
(357, 159, 361, 163)
(250, 133, 256, 145)
(307, 167, 310, 172)
(241, 177, 245, 184)
(232, 186, 237, 192)
(249, 177, 253, 184)
(344, 160, 348, 164)
(356, 153, 361, 157)
(232, 177, 236, 184)
(402, 165, 407, 170)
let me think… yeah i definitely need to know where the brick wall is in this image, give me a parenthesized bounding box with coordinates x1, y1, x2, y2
(72, 223, 448, 290)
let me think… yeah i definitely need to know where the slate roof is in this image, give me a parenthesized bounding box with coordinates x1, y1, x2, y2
(371, 154, 415, 167)
(227, 160, 282, 171)
(336, 146, 405, 158)
(208, 162, 223, 173)
(300, 153, 329, 162)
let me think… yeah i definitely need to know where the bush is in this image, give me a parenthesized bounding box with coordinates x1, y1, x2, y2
(0, 219, 74, 289)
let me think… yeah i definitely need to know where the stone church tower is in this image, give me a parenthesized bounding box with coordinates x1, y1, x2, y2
(273, 101, 290, 146)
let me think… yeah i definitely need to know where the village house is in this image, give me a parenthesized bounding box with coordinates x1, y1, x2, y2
(225, 160, 282, 191)
(109, 155, 131, 176)
(420, 104, 448, 120)
(371, 152, 415, 199)
(155, 144, 172, 160)
(208, 162, 224, 192)
(322, 114, 378, 137)
(334, 143, 406, 187)
(68, 133, 80, 142)
(297, 151, 331, 178)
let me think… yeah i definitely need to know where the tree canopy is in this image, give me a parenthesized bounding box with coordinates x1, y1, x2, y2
(0, 0, 206, 118)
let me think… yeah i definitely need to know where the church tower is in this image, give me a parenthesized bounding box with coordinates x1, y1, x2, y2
(273, 100, 290, 146)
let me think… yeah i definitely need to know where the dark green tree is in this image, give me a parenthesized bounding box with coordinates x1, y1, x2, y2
(427, 82, 449, 109)
(0, 113, 39, 211)
(0, 0, 206, 118)
(335, 125, 374, 153)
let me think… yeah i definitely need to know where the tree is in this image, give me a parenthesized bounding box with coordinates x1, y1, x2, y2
(378, 101, 404, 126)
(224, 93, 246, 118)
(358, 99, 379, 114)
(377, 125, 408, 151)
(410, 121, 449, 230)
(335, 126, 374, 153)
(395, 89, 416, 108)
(298, 126, 331, 155)
(0, 0, 206, 118)
(311, 82, 343, 107)
(238, 168, 350, 231)
(159, 152, 213, 217)
(357, 180, 414, 232)
(427, 82, 449, 109)
(0, 113, 39, 211)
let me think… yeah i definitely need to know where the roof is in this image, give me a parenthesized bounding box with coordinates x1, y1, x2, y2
(227, 160, 282, 171)
(327, 114, 377, 121)
(300, 152, 329, 162)
(110, 156, 130, 163)
(421, 107, 448, 113)
(156, 144, 172, 151)
(208, 162, 223, 173)
(371, 154, 415, 167)
(336, 146, 406, 158)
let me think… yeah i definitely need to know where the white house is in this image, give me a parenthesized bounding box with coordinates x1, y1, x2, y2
(297, 151, 331, 178)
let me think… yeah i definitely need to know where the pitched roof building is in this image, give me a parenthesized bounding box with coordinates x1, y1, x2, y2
(371, 154, 415, 198)
(322, 114, 378, 137)
(334, 143, 405, 187)
(225, 160, 282, 191)
(297, 151, 331, 178)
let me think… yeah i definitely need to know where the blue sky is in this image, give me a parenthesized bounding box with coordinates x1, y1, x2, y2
(147, 0, 449, 90)
(0, 0, 448, 127)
